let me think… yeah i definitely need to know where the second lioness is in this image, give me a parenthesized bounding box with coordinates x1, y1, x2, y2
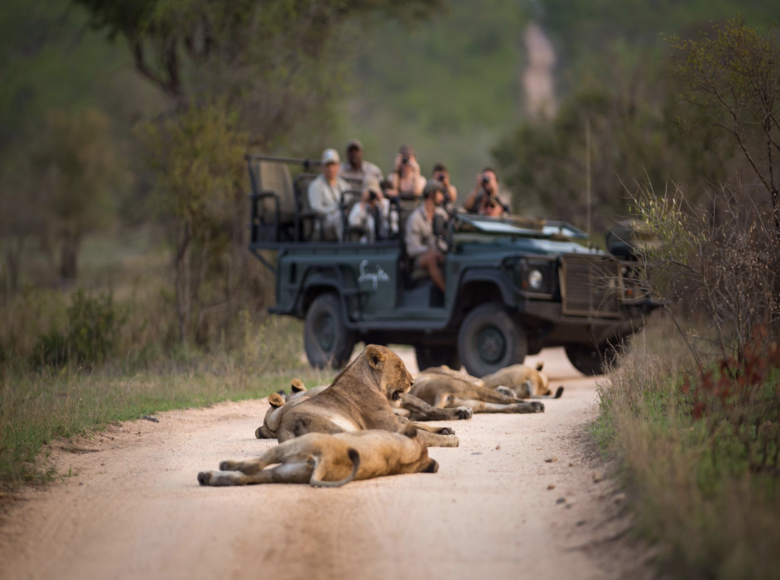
(256, 345, 459, 447)
(410, 370, 546, 414)
(199, 424, 437, 488)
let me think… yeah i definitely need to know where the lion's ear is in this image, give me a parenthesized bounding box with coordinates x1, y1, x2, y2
(268, 393, 285, 408)
(365, 345, 386, 370)
(290, 379, 305, 393)
(536, 362, 544, 372)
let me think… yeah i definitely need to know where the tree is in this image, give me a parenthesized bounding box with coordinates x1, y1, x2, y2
(667, 19, 780, 233)
(34, 109, 117, 282)
(137, 103, 245, 343)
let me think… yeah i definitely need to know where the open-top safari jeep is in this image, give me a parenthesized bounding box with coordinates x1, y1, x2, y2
(246, 155, 659, 376)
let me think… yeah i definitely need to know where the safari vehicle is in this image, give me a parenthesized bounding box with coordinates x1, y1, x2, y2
(247, 155, 658, 376)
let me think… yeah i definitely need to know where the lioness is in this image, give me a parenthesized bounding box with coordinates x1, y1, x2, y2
(198, 424, 437, 487)
(419, 362, 563, 400)
(256, 345, 459, 447)
(282, 379, 473, 422)
(482, 362, 562, 399)
(410, 371, 546, 414)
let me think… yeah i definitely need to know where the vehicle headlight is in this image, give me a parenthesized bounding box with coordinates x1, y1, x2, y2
(528, 269, 544, 291)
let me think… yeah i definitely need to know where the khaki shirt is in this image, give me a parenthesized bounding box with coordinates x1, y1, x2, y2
(404, 203, 447, 258)
(339, 161, 383, 185)
(308, 174, 350, 217)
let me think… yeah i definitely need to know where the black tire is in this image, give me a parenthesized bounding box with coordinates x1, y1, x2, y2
(304, 293, 356, 369)
(565, 342, 623, 376)
(457, 303, 527, 377)
(415, 345, 461, 372)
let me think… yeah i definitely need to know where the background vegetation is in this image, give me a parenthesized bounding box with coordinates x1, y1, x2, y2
(1, 3, 780, 577)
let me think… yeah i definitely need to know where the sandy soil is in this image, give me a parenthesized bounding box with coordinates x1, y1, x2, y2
(0, 348, 649, 580)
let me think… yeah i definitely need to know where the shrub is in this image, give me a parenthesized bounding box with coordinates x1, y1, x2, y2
(31, 290, 124, 369)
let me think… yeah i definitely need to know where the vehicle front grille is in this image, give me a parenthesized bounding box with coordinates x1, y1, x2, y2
(561, 255, 622, 318)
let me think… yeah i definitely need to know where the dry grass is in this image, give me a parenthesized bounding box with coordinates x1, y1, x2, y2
(594, 321, 780, 580)
(0, 314, 333, 490)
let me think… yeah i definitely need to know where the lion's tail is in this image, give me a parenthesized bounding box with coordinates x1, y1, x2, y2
(309, 448, 360, 488)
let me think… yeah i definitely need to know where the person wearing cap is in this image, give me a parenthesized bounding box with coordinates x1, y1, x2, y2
(308, 148, 350, 241)
(348, 176, 389, 243)
(404, 179, 449, 292)
(339, 139, 383, 185)
(463, 167, 511, 215)
(388, 144, 426, 198)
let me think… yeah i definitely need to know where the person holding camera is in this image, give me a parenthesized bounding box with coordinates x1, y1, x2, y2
(404, 179, 449, 292)
(432, 162, 457, 214)
(348, 177, 389, 243)
(388, 144, 426, 199)
(463, 167, 510, 216)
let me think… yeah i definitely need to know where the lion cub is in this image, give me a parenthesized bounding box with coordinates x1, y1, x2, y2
(197, 425, 437, 488)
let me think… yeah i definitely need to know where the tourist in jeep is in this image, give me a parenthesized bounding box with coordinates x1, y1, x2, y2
(388, 144, 426, 199)
(348, 177, 389, 243)
(404, 179, 448, 292)
(339, 138, 383, 185)
(463, 167, 510, 215)
(308, 148, 350, 241)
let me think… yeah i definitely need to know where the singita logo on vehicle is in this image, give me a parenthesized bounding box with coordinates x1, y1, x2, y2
(358, 260, 390, 289)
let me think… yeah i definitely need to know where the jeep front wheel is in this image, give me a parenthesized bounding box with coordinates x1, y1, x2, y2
(304, 293, 355, 369)
(415, 345, 461, 372)
(564, 342, 623, 376)
(458, 303, 527, 377)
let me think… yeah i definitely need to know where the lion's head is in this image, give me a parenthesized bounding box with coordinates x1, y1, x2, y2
(363, 345, 414, 407)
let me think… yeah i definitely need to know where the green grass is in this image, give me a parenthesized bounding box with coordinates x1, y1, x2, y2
(0, 364, 327, 488)
(594, 324, 780, 580)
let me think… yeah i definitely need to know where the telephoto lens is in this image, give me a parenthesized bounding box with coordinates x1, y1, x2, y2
(402, 156, 409, 165)
(482, 174, 490, 185)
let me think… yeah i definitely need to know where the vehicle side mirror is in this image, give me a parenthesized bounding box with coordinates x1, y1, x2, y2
(433, 213, 447, 237)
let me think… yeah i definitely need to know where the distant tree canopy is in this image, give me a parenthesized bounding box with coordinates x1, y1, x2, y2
(75, 0, 441, 149)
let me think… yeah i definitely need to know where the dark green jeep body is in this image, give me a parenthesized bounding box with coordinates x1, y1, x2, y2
(248, 155, 657, 376)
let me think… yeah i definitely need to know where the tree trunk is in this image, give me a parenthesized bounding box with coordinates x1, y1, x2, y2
(175, 221, 192, 345)
(59, 233, 81, 282)
(4, 237, 24, 295)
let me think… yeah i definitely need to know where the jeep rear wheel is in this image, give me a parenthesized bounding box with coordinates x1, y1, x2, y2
(458, 303, 527, 377)
(415, 345, 461, 372)
(304, 293, 355, 369)
(565, 342, 623, 376)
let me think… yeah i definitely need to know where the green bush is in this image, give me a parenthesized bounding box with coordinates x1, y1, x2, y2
(31, 290, 124, 369)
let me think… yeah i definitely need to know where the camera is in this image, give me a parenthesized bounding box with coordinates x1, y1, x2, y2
(481, 174, 490, 185)
(402, 155, 409, 165)
(436, 172, 446, 182)
(368, 190, 378, 202)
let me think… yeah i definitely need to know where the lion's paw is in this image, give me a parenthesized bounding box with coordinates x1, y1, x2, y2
(456, 407, 473, 420)
(531, 401, 545, 413)
(496, 386, 514, 397)
(438, 427, 456, 435)
(198, 471, 214, 486)
(198, 470, 240, 486)
(219, 460, 239, 471)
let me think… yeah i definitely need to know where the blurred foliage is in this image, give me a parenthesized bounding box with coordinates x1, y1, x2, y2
(667, 19, 780, 231)
(137, 102, 247, 343)
(31, 290, 124, 369)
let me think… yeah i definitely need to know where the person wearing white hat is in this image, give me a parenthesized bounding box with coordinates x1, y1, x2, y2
(308, 148, 350, 241)
(339, 139, 383, 185)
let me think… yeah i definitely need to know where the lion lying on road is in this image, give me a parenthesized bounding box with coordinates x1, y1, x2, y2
(421, 362, 563, 400)
(282, 379, 474, 422)
(255, 345, 459, 447)
(410, 371, 546, 415)
(198, 424, 437, 487)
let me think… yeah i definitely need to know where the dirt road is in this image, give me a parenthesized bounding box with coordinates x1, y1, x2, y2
(0, 348, 638, 580)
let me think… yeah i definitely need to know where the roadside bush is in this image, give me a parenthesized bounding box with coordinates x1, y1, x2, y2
(596, 322, 780, 580)
(30, 290, 124, 369)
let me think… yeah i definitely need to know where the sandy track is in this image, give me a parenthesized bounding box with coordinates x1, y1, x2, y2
(0, 348, 640, 580)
